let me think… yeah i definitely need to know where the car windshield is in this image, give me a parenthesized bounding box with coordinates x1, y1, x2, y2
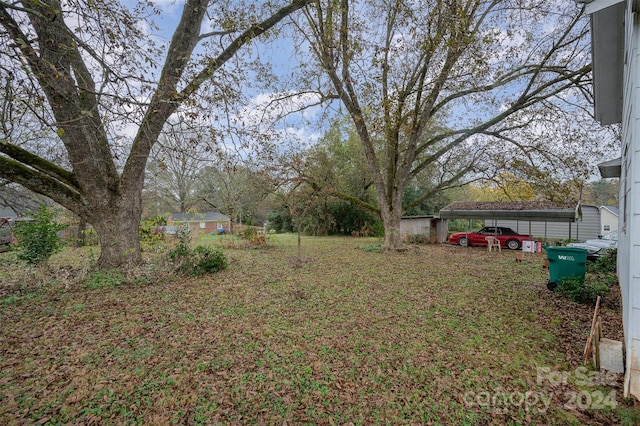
(601, 231, 618, 241)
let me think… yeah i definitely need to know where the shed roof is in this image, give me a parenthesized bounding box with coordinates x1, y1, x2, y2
(439, 201, 581, 222)
(170, 211, 230, 222)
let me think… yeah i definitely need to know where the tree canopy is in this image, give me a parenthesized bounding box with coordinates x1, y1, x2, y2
(291, 0, 609, 249)
(0, 0, 312, 268)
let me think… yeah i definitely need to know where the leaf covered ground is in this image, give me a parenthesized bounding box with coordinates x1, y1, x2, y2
(0, 235, 638, 425)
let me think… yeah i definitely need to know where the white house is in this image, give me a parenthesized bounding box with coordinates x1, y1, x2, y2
(599, 205, 619, 234)
(582, 0, 640, 400)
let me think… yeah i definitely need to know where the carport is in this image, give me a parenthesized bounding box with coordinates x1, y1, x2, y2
(439, 201, 583, 242)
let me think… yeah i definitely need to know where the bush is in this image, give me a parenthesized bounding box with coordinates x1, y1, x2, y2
(556, 276, 610, 304)
(13, 205, 67, 265)
(364, 221, 384, 238)
(168, 224, 228, 276)
(169, 244, 228, 276)
(189, 245, 228, 275)
(586, 249, 618, 289)
(587, 249, 617, 274)
(238, 227, 267, 246)
(267, 208, 294, 233)
(140, 215, 167, 249)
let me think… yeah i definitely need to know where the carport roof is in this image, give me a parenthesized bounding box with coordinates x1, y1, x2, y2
(439, 201, 581, 222)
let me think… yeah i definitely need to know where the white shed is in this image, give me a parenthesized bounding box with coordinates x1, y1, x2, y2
(584, 0, 640, 400)
(400, 215, 449, 243)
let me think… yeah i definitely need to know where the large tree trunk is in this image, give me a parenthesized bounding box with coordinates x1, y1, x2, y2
(380, 198, 404, 251)
(94, 216, 142, 269)
(85, 179, 145, 269)
(91, 194, 143, 269)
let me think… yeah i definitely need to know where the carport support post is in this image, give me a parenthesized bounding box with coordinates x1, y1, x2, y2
(544, 220, 548, 244)
(569, 222, 572, 242)
(465, 219, 471, 246)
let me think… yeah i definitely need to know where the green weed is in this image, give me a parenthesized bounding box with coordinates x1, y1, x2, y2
(85, 269, 127, 289)
(359, 243, 382, 252)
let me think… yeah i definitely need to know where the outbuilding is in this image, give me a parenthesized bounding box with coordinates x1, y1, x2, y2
(400, 215, 449, 243)
(439, 201, 584, 242)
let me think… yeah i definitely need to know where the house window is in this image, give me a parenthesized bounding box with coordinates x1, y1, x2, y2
(603, 225, 610, 232)
(217, 222, 223, 229)
(200, 222, 206, 229)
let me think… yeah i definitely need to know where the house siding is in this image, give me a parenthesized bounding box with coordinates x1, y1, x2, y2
(599, 207, 619, 234)
(621, 2, 640, 400)
(166, 212, 231, 237)
(491, 205, 600, 241)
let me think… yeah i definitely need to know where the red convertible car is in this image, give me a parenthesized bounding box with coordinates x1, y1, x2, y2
(448, 226, 531, 250)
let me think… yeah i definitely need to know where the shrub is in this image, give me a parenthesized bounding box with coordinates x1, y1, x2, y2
(13, 205, 68, 265)
(585, 249, 618, 289)
(168, 224, 228, 276)
(587, 249, 617, 274)
(169, 244, 228, 276)
(189, 245, 228, 275)
(238, 227, 267, 246)
(172, 223, 192, 253)
(369, 221, 385, 238)
(140, 215, 167, 249)
(557, 276, 610, 304)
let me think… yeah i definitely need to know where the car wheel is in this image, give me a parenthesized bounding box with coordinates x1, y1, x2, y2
(458, 237, 469, 247)
(506, 239, 520, 250)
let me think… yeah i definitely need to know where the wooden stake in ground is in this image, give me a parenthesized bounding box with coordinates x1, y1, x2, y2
(592, 315, 602, 369)
(584, 296, 602, 365)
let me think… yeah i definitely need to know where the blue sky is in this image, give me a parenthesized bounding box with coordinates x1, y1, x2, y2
(116, 0, 618, 180)
(128, 0, 323, 146)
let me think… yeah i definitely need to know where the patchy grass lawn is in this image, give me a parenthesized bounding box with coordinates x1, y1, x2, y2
(0, 235, 638, 425)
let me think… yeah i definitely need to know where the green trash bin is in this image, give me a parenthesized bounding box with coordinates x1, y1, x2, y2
(543, 246, 589, 291)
